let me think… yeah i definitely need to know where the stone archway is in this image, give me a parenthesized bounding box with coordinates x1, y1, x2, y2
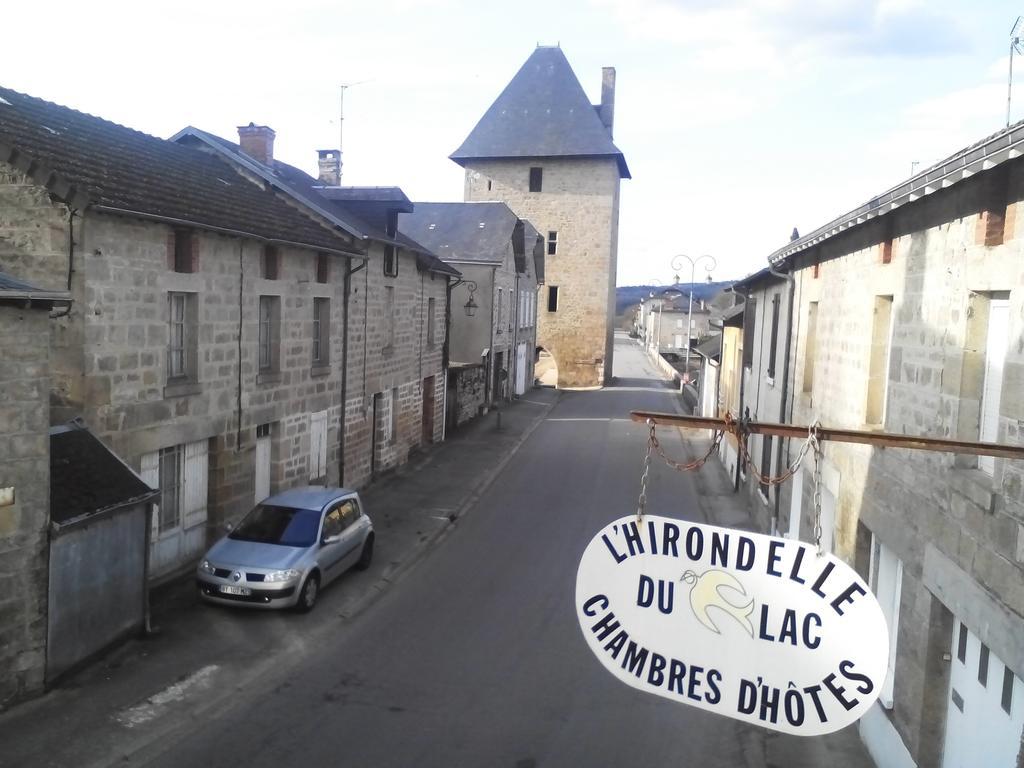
(534, 345, 559, 387)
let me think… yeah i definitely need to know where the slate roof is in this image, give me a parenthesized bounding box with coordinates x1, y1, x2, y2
(451, 47, 630, 178)
(694, 335, 722, 361)
(172, 128, 458, 278)
(0, 87, 358, 255)
(399, 202, 522, 264)
(50, 422, 157, 526)
(0, 269, 70, 303)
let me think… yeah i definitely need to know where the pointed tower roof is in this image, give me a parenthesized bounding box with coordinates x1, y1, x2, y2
(450, 47, 630, 178)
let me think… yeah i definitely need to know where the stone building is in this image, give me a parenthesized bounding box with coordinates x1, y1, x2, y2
(0, 272, 68, 708)
(450, 46, 629, 388)
(173, 127, 459, 487)
(399, 201, 542, 408)
(730, 123, 1024, 767)
(0, 87, 454, 583)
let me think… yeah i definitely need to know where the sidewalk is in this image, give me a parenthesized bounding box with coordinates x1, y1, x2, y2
(0, 388, 559, 768)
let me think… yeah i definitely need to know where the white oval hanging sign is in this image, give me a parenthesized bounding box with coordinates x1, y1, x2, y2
(575, 515, 889, 736)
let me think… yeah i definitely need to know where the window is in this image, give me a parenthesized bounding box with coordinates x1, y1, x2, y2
(385, 211, 398, 238)
(496, 289, 503, 333)
(262, 245, 280, 280)
(742, 297, 757, 368)
(316, 253, 329, 283)
(767, 293, 781, 380)
(803, 302, 818, 394)
(487, 179, 492, 191)
(812, 260, 820, 279)
(547, 286, 559, 312)
(384, 286, 395, 347)
(979, 643, 990, 687)
(325, 498, 360, 538)
(158, 445, 183, 534)
(312, 298, 330, 365)
(529, 167, 543, 192)
(880, 238, 893, 264)
(957, 623, 968, 663)
(169, 228, 197, 273)
(167, 292, 197, 382)
(427, 297, 436, 346)
(547, 231, 558, 255)
(384, 245, 398, 277)
(258, 295, 280, 372)
(1002, 666, 1015, 714)
(676, 318, 683, 329)
(866, 295, 894, 425)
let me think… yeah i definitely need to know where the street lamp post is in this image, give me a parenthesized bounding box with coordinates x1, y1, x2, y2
(669, 254, 717, 385)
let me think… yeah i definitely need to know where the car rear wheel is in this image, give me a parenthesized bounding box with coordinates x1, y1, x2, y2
(355, 533, 375, 571)
(296, 573, 320, 613)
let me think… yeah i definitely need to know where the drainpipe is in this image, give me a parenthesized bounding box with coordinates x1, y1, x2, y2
(735, 299, 748, 493)
(339, 259, 363, 486)
(511, 272, 520, 398)
(768, 260, 796, 536)
(484, 267, 496, 408)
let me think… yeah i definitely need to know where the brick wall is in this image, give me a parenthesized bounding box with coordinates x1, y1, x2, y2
(0, 304, 51, 708)
(463, 157, 620, 388)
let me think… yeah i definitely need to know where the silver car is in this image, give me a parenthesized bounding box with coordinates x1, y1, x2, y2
(196, 486, 374, 612)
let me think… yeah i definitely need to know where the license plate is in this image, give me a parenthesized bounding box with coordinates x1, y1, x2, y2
(220, 585, 250, 596)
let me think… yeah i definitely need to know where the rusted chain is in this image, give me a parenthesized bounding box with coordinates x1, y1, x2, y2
(647, 420, 726, 474)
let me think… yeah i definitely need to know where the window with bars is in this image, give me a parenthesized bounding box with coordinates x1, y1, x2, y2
(547, 231, 557, 255)
(312, 298, 330, 365)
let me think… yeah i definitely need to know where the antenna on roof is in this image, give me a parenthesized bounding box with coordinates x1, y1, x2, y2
(338, 80, 372, 182)
(1007, 16, 1024, 127)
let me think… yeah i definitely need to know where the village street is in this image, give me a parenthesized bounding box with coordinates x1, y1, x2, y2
(0, 334, 873, 767)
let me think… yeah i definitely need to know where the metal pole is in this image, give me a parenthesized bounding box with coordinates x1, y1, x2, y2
(1009, 39, 1015, 128)
(685, 276, 694, 383)
(629, 410, 1024, 461)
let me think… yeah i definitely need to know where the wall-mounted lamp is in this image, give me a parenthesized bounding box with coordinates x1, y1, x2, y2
(463, 280, 479, 317)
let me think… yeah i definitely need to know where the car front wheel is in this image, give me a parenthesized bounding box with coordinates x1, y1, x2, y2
(355, 533, 374, 571)
(296, 573, 320, 613)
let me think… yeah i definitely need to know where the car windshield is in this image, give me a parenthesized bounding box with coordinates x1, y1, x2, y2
(229, 504, 321, 547)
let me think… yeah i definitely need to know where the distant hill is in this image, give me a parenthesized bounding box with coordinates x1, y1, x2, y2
(616, 281, 733, 315)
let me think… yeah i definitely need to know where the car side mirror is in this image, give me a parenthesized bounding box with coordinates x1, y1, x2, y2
(223, 522, 233, 532)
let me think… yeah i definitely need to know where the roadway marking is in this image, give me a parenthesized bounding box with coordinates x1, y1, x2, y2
(518, 399, 551, 406)
(114, 665, 219, 728)
(545, 418, 635, 422)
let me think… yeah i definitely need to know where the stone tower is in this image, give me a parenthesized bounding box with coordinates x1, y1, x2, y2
(450, 46, 630, 388)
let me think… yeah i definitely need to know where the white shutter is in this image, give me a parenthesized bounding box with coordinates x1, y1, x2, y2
(255, 434, 271, 504)
(182, 439, 208, 529)
(979, 301, 1009, 475)
(871, 537, 903, 709)
(310, 410, 328, 480)
(140, 451, 160, 544)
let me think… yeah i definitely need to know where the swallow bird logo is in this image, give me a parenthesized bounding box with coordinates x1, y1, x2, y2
(681, 569, 755, 637)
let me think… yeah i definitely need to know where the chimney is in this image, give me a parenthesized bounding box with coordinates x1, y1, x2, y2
(600, 67, 616, 136)
(237, 123, 276, 166)
(317, 149, 341, 186)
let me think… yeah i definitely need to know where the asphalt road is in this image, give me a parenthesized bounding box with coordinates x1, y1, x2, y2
(143, 336, 872, 768)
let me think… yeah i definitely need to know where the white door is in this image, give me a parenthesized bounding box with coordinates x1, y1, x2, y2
(674, 334, 684, 349)
(254, 428, 271, 504)
(979, 301, 1009, 475)
(310, 410, 328, 481)
(141, 439, 208, 579)
(870, 537, 903, 709)
(943, 621, 1024, 767)
(515, 343, 527, 395)
(819, 487, 836, 554)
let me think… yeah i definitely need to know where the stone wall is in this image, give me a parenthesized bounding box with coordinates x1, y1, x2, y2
(463, 157, 620, 388)
(450, 363, 486, 427)
(0, 303, 51, 709)
(784, 160, 1024, 764)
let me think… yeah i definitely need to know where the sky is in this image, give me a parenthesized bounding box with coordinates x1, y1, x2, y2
(3, 0, 1023, 284)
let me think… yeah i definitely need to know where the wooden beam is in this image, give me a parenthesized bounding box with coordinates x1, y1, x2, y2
(629, 411, 1024, 460)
